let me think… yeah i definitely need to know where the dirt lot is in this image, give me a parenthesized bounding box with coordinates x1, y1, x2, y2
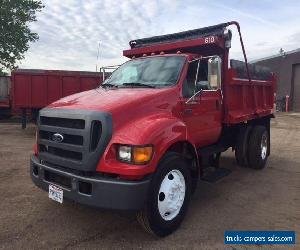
(0, 113, 299, 249)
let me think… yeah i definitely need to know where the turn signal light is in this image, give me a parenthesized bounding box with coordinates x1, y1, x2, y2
(133, 146, 153, 164)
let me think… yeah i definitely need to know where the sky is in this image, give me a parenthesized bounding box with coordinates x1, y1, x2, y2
(19, 0, 300, 71)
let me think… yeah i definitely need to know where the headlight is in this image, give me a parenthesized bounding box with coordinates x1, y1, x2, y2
(117, 145, 153, 164)
(118, 145, 132, 162)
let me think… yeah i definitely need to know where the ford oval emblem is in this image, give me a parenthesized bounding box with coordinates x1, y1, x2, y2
(52, 133, 64, 143)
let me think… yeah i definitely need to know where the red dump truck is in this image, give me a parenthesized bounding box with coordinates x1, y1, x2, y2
(30, 21, 276, 236)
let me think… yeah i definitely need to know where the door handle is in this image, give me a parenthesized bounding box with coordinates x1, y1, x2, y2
(183, 109, 193, 115)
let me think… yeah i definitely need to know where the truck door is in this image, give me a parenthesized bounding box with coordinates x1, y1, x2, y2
(181, 57, 222, 148)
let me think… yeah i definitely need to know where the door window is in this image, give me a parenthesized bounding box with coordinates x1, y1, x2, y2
(182, 60, 209, 98)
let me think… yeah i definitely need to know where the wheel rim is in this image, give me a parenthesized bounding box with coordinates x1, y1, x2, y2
(157, 169, 186, 221)
(261, 132, 268, 160)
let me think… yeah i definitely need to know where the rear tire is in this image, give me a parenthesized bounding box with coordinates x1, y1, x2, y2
(247, 125, 269, 169)
(235, 125, 252, 167)
(137, 152, 192, 237)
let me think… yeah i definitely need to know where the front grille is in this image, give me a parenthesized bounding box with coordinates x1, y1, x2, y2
(39, 130, 83, 145)
(37, 109, 112, 172)
(40, 116, 85, 129)
(40, 145, 82, 161)
(44, 170, 72, 189)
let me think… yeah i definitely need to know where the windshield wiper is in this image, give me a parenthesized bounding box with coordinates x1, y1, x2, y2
(101, 83, 118, 88)
(122, 82, 155, 88)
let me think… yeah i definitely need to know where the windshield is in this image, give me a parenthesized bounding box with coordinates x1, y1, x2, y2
(102, 56, 186, 88)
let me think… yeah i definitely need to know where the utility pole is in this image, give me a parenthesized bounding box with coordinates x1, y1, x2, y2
(96, 41, 100, 72)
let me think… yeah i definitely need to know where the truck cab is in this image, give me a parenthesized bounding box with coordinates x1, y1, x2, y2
(30, 22, 276, 237)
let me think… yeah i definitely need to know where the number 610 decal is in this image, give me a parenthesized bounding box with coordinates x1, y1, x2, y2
(205, 36, 215, 43)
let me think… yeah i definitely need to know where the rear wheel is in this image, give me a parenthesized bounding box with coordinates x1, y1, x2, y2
(235, 125, 252, 167)
(247, 125, 269, 169)
(137, 152, 191, 237)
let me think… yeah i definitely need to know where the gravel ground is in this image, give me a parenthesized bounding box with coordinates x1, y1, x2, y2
(0, 113, 299, 250)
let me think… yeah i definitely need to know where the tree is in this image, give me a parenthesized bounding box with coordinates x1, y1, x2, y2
(0, 68, 8, 76)
(0, 0, 44, 72)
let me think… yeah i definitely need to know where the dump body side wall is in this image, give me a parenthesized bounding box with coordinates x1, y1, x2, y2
(12, 70, 103, 109)
(223, 68, 275, 124)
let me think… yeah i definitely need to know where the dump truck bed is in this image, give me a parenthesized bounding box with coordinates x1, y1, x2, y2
(223, 67, 275, 124)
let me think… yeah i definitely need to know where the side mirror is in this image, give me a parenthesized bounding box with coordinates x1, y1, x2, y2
(196, 81, 209, 91)
(208, 56, 222, 89)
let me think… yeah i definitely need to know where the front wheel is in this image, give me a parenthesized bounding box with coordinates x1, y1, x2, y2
(137, 152, 192, 237)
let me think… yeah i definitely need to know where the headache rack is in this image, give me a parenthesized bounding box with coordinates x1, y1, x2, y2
(123, 22, 238, 58)
(129, 22, 230, 49)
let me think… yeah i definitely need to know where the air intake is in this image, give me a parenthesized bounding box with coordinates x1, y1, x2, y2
(90, 121, 102, 151)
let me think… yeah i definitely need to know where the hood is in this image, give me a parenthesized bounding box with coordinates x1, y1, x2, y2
(48, 87, 176, 113)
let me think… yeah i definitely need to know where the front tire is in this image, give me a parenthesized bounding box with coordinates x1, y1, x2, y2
(137, 152, 192, 237)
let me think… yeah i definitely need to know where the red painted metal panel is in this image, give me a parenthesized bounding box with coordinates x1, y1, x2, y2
(12, 70, 102, 110)
(223, 68, 275, 124)
(62, 76, 80, 96)
(123, 36, 224, 58)
(31, 75, 47, 108)
(14, 75, 31, 107)
(47, 76, 62, 104)
(80, 77, 100, 91)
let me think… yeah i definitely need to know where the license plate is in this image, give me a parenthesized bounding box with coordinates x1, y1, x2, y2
(49, 184, 63, 204)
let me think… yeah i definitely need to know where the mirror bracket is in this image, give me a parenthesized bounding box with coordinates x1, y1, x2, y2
(185, 90, 202, 104)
